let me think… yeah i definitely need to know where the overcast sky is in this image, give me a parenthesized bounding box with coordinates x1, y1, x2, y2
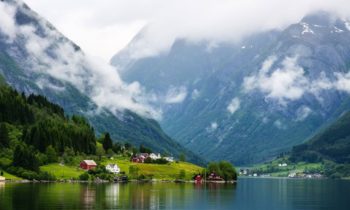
(25, 0, 350, 62)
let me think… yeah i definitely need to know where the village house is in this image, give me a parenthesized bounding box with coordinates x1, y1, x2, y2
(194, 174, 202, 183)
(131, 156, 144, 163)
(207, 172, 224, 181)
(80, 160, 97, 170)
(149, 153, 161, 160)
(131, 153, 150, 163)
(239, 169, 249, 175)
(140, 153, 149, 159)
(278, 163, 288, 167)
(164, 156, 174, 162)
(0, 176, 5, 181)
(106, 164, 120, 174)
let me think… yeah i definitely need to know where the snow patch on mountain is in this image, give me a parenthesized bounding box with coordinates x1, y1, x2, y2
(300, 22, 314, 35)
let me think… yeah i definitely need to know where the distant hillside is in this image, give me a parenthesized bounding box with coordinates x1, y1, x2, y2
(289, 111, 350, 178)
(290, 111, 350, 164)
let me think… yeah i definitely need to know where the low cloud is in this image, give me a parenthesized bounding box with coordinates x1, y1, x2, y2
(191, 89, 200, 100)
(227, 97, 240, 114)
(24, 0, 350, 60)
(164, 86, 187, 104)
(0, 1, 17, 41)
(0, 1, 161, 119)
(243, 56, 308, 104)
(274, 120, 286, 130)
(243, 55, 350, 105)
(295, 106, 312, 121)
(206, 122, 218, 133)
(334, 72, 350, 93)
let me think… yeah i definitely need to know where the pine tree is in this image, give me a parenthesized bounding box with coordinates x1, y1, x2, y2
(46, 145, 58, 163)
(0, 123, 9, 148)
(102, 133, 113, 152)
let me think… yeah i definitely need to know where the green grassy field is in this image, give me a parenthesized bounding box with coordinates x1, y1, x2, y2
(40, 164, 85, 179)
(250, 157, 323, 177)
(101, 156, 203, 180)
(40, 156, 203, 180)
(2, 171, 22, 181)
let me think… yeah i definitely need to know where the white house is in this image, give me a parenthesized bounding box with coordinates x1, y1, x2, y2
(106, 164, 120, 174)
(164, 157, 174, 162)
(278, 163, 288, 167)
(0, 176, 5, 181)
(288, 172, 296, 178)
(149, 153, 161, 160)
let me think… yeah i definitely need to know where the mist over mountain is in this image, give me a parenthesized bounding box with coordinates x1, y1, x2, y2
(0, 0, 203, 164)
(112, 11, 350, 165)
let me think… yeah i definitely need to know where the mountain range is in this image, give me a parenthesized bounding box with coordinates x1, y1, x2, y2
(0, 0, 203, 164)
(112, 11, 350, 165)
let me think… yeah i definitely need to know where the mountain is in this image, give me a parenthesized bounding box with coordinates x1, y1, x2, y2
(112, 11, 350, 165)
(290, 111, 350, 164)
(0, 0, 203, 164)
(289, 110, 350, 178)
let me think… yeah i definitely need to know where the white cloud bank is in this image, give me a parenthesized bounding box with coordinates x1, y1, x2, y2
(24, 0, 350, 60)
(243, 56, 308, 104)
(0, 1, 17, 41)
(243, 55, 350, 105)
(0, 1, 160, 119)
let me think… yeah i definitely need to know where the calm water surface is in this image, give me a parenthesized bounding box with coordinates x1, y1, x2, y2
(0, 178, 349, 210)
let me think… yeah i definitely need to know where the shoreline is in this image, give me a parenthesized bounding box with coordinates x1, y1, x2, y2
(2, 179, 238, 184)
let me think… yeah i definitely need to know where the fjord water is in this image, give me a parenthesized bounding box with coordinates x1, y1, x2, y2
(0, 178, 349, 210)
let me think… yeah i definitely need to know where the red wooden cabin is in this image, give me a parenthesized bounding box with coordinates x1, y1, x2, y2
(194, 174, 202, 183)
(80, 160, 97, 170)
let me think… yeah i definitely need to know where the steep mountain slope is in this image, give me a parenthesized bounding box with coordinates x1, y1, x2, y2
(112, 11, 350, 165)
(0, 0, 203, 164)
(290, 111, 350, 164)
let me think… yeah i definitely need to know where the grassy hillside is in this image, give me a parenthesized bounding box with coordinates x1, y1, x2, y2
(101, 157, 203, 180)
(40, 164, 85, 180)
(275, 111, 350, 178)
(250, 158, 323, 178)
(40, 156, 203, 181)
(1, 171, 22, 181)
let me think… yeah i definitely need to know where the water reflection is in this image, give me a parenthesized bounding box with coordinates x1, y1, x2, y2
(0, 179, 349, 210)
(105, 183, 120, 207)
(81, 184, 96, 208)
(0, 182, 4, 195)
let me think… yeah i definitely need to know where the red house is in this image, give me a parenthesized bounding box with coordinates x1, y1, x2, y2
(194, 174, 202, 183)
(80, 160, 97, 170)
(131, 156, 145, 163)
(130, 153, 149, 163)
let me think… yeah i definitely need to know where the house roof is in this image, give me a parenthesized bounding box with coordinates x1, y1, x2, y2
(82, 160, 97, 166)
